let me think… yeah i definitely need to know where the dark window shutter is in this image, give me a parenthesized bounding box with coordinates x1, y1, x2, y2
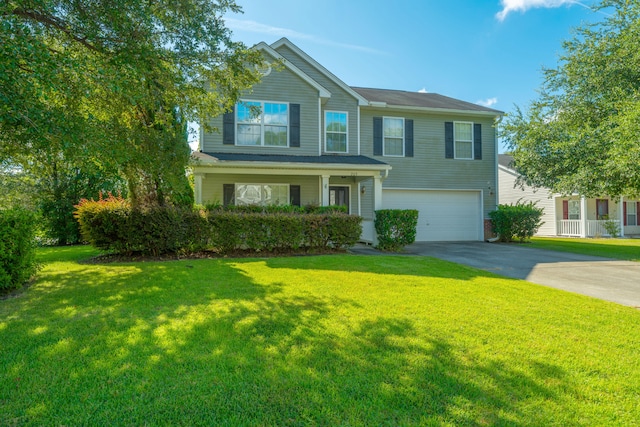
(474, 123, 482, 160)
(637, 202, 640, 226)
(223, 107, 235, 145)
(623, 202, 627, 226)
(445, 122, 454, 159)
(223, 184, 235, 206)
(290, 185, 301, 206)
(405, 119, 414, 157)
(290, 104, 300, 147)
(373, 117, 383, 156)
(562, 200, 569, 220)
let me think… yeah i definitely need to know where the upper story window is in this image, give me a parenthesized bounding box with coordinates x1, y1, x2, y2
(325, 111, 347, 153)
(454, 122, 473, 159)
(384, 117, 404, 156)
(236, 101, 288, 147)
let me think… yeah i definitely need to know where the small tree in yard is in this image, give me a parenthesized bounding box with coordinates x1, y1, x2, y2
(489, 201, 544, 243)
(375, 209, 419, 252)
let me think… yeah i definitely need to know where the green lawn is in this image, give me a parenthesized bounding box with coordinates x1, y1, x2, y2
(2, 246, 640, 425)
(529, 237, 640, 261)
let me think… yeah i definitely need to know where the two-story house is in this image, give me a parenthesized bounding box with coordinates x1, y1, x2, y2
(192, 38, 503, 243)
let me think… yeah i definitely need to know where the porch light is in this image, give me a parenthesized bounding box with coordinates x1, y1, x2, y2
(361, 186, 366, 195)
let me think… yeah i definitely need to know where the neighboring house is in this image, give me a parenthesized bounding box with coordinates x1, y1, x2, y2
(192, 38, 503, 243)
(498, 154, 640, 237)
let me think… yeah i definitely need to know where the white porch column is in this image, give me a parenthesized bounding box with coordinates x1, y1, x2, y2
(620, 196, 625, 237)
(373, 176, 383, 211)
(580, 196, 587, 237)
(321, 175, 330, 206)
(194, 174, 204, 205)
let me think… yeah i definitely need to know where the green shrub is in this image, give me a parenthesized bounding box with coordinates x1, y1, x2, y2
(209, 211, 361, 254)
(489, 201, 544, 243)
(374, 209, 419, 252)
(75, 194, 209, 255)
(0, 208, 40, 290)
(76, 198, 362, 256)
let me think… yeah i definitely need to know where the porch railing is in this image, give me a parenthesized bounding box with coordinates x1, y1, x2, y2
(557, 220, 621, 237)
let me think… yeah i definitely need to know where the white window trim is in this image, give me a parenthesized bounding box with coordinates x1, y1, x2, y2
(627, 201, 638, 226)
(234, 183, 290, 206)
(236, 99, 290, 148)
(324, 110, 348, 153)
(453, 121, 474, 160)
(383, 116, 405, 157)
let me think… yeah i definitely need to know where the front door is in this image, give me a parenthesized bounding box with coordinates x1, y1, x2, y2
(329, 186, 349, 213)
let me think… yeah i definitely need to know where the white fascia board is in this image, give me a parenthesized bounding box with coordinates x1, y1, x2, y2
(193, 162, 391, 177)
(254, 42, 331, 99)
(362, 103, 503, 119)
(270, 37, 368, 106)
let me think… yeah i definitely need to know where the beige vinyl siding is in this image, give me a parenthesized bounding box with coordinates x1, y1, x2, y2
(201, 64, 319, 156)
(275, 45, 360, 156)
(360, 107, 497, 217)
(499, 167, 556, 236)
(200, 174, 319, 206)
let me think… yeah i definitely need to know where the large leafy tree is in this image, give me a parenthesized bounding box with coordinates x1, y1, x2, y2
(501, 0, 640, 198)
(0, 0, 262, 208)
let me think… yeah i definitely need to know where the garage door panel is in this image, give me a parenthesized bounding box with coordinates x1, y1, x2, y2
(382, 190, 481, 241)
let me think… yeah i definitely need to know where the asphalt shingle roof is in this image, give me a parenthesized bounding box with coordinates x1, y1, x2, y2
(351, 87, 503, 114)
(198, 152, 388, 166)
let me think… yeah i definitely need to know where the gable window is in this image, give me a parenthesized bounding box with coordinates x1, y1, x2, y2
(325, 111, 348, 153)
(454, 122, 473, 159)
(384, 117, 404, 156)
(235, 184, 289, 206)
(236, 101, 288, 147)
(568, 200, 580, 220)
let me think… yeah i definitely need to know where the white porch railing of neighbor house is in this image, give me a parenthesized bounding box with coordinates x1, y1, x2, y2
(557, 220, 621, 237)
(557, 220, 582, 236)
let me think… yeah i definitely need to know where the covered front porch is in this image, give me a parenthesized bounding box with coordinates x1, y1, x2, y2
(555, 196, 625, 237)
(191, 152, 392, 243)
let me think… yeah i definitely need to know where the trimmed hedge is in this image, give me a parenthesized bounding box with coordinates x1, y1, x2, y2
(0, 208, 40, 290)
(76, 199, 361, 255)
(374, 209, 419, 252)
(489, 201, 544, 243)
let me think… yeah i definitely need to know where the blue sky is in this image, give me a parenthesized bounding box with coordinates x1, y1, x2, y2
(202, 0, 610, 152)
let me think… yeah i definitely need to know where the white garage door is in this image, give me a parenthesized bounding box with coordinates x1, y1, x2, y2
(382, 190, 482, 241)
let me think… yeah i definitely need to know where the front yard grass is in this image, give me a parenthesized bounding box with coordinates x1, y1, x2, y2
(530, 237, 640, 261)
(2, 246, 640, 425)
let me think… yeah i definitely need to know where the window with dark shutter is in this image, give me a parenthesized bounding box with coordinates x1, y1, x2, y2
(405, 119, 414, 157)
(290, 104, 300, 147)
(474, 123, 482, 160)
(562, 200, 569, 220)
(223, 184, 235, 206)
(373, 117, 382, 156)
(290, 185, 301, 206)
(445, 122, 454, 159)
(223, 107, 235, 145)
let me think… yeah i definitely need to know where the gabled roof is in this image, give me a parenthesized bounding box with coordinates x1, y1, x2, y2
(270, 37, 369, 106)
(253, 41, 331, 99)
(498, 154, 515, 169)
(352, 87, 504, 116)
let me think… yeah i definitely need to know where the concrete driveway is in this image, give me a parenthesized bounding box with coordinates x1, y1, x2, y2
(353, 242, 640, 307)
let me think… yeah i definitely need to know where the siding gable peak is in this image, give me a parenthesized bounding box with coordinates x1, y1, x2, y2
(253, 42, 332, 99)
(270, 37, 368, 106)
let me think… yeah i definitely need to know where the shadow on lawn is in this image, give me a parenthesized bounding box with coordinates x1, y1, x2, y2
(1, 256, 570, 426)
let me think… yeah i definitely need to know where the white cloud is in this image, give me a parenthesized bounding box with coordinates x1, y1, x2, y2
(418, 88, 428, 93)
(476, 97, 498, 107)
(496, 0, 583, 21)
(225, 18, 386, 55)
